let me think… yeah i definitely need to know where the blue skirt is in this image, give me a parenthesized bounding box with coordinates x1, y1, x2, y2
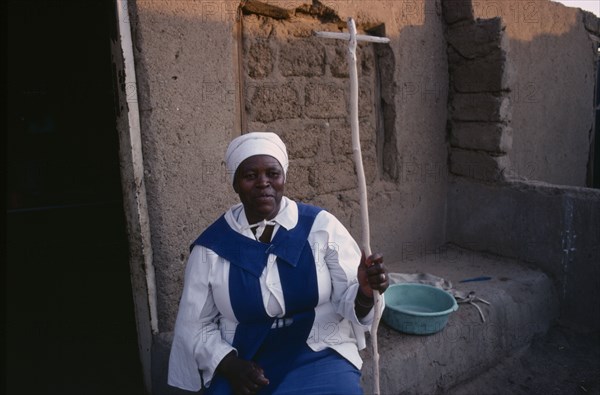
(206, 324, 363, 395)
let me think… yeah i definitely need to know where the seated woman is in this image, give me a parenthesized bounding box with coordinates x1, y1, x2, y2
(168, 132, 389, 395)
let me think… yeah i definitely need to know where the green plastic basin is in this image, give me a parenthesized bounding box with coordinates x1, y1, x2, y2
(382, 283, 458, 335)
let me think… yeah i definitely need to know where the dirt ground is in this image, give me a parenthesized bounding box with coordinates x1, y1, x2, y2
(447, 325, 600, 395)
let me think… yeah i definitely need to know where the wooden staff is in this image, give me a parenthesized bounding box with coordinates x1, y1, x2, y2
(315, 17, 390, 395)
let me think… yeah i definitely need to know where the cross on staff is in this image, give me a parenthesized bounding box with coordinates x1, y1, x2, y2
(314, 17, 390, 395)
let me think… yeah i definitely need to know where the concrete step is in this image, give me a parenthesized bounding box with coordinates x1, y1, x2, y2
(360, 245, 559, 395)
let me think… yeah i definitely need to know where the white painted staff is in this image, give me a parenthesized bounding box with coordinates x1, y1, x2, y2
(315, 18, 390, 395)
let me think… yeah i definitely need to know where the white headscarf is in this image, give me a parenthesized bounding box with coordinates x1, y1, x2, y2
(224, 132, 289, 184)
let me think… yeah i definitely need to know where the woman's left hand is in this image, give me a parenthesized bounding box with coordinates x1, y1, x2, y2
(357, 251, 389, 298)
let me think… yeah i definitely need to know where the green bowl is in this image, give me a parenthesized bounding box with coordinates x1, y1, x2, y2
(382, 283, 458, 335)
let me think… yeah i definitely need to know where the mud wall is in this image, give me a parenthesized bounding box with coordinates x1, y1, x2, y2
(130, 0, 449, 332)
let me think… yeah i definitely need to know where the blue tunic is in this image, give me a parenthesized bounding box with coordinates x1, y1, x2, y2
(191, 203, 362, 395)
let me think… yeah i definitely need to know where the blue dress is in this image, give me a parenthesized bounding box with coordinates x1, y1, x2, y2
(192, 203, 363, 395)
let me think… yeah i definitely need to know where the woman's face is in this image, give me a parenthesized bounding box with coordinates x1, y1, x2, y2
(233, 155, 285, 224)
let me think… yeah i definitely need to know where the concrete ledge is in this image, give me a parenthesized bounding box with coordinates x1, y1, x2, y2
(448, 177, 600, 330)
(360, 245, 559, 394)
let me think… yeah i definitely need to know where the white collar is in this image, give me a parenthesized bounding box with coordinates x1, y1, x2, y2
(224, 196, 299, 237)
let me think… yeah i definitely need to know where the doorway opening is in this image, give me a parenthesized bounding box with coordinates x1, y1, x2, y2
(6, 1, 145, 393)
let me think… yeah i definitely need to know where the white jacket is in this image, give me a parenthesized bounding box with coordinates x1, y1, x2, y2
(167, 197, 383, 391)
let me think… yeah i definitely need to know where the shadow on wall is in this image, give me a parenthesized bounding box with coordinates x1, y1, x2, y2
(446, 0, 599, 187)
(508, 16, 597, 187)
(476, 0, 599, 187)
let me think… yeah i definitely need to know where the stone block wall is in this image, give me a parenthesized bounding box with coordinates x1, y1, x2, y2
(471, 0, 598, 186)
(443, 2, 513, 182)
(238, 1, 450, 273)
(444, 0, 599, 186)
(242, 11, 379, 226)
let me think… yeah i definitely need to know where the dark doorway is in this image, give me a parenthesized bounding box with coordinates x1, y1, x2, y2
(591, 49, 600, 188)
(6, 1, 145, 394)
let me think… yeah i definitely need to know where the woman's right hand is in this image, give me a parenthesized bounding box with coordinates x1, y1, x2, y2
(216, 351, 270, 394)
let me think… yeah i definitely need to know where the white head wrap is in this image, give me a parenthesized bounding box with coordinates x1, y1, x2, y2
(225, 132, 289, 184)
